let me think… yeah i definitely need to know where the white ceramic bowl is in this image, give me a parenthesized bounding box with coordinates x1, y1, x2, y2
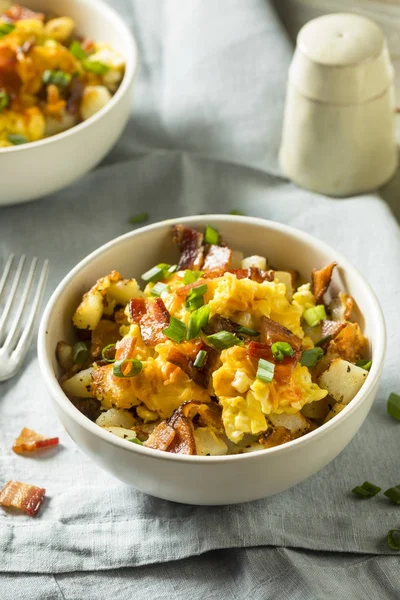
(0, 0, 137, 206)
(37, 216, 386, 505)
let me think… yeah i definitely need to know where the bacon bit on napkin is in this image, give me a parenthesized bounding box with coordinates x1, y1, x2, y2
(0, 481, 46, 516)
(12, 428, 59, 454)
(312, 262, 337, 304)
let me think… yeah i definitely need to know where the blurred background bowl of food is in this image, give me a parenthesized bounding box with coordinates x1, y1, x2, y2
(0, 0, 138, 206)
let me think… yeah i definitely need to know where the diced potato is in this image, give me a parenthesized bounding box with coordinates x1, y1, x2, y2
(103, 427, 137, 440)
(274, 271, 293, 301)
(72, 289, 104, 330)
(108, 279, 144, 305)
(136, 405, 159, 423)
(318, 358, 367, 405)
(96, 408, 135, 429)
(45, 112, 77, 137)
(324, 402, 346, 423)
(80, 86, 112, 121)
(194, 427, 228, 456)
(88, 45, 125, 69)
(56, 341, 73, 371)
(230, 250, 244, 269)
(103, 69, 124, 92)
(241, 443, 265, 453)
(44, 17, 75, 42)
(62, 368, 94, 398)
(269, 412, 310, 438)
(241, 255, 267, 270)
(301, 396, 331, 420)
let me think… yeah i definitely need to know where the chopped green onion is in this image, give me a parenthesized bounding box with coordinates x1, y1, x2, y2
(387, 393, 400, 421)
(0, 91, 9, 113)
(0, 23, 15, 37)
(315, 334, 332, 347)
(384, 486, 400, 505)
(303, 305, 327, 327)
(141, 263, 172, 283)
(183, 270, 203, 285)
(163, 317, 186, 343)
(229, 210, 245, 216)
(256, 358, 275, 383)
(151, 282, 169, 297)
(356, 359, 372, 371)
(204, 225, 219, 245)
(186, 295, 204, 311)
(128, 437, 143, 445)
(300, 347, 324, 368)
(165, 264, 177, 277)
(101, 343, 116, 362)
(185, 283, 208, 311)
(69, 40, 87, 60)
(82, 60, 109, 74)
(7, 134, 28, 145)
(206, 331, 244, 350)
(388, 530, 400, 551)
(129, 212, 149, 225)
(72, 341, 89, 365)
(236, 325, 260, 337)
(113, 358, 142, 378)
(271, 341, 294, 361)
(186, 305, 210, 340)
(194, 349, 207, 368)
(351, 481, 381, 498)
(42, 69, 72, 88)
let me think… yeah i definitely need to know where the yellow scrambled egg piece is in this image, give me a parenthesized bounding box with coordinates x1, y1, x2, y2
(213, 346, 327, 443)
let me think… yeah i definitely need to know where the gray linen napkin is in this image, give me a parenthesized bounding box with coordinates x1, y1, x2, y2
(1, 0, 400, 581)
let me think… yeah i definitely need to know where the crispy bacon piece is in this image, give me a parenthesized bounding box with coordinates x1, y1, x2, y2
(115, 336, 137, 361)
(67, 78, 84, 117)
(312, 262, 337, 304)
(233, 267, 275, 283)
(144, 421, 176, 451)
(12, 428, 59, 454)
(2, 5, 45, 21)
(129, 298, 146, 322)
(259, 426, 293, 449)
(128, 298, 170, 345)
(247, 341, 299, 384)
(167, 413, 196, 454)
(320, 320, 346, 343)
(327, 322, 367, 362)
(81, 38, 95, 53)
(175, 280, 207, 297)
(179, 400, 223, 432)
(0, 481, 46, 516)
(172, 225, 205, 270)
(166, 341, 218, 388)
(260, 316, 302, 351)
(90, 320, 120, 359)
(329, 292, 354, 322)
(203, 314, 238, 336)
(0, 47, 21, 96)
(203, 245, 232, 272)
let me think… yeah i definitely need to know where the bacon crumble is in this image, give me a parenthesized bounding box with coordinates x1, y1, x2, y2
(129, 298, 170, 346)
(173, 225, 205, 270)
(312, 262, 337, 304)
(12, 428, 59, 454)
(0, 481, 46, 516)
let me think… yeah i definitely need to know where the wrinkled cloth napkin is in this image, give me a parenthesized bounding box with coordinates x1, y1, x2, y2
(1, 0, 400, 597)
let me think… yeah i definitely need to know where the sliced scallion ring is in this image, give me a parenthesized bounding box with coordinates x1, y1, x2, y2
(206, 331, 243, 350)
(384, 485, 400, 505)
(82, 60, 109, 74)
(186, 305, 210, 340)
(113, 358, 142, 378)
(387, 393, 400, 421)
(256, 358, 275, 383)
(387, 530, 400, 551)
(151, 282, 169, 297)
(236, 325, 259, 337)
(300, 347, 324, 368)
(193, 349, 207, 368)
(271, 341, 294, 361)
(303, 305, 327, 327)
(183, 270, 203, 284)
(351, 481, 381, 498)
(101, 343, 116, 363)
(204, 225, 219, 245)
(356, 359, 372, 371)
(128, 437, 143, 445)
(162, 317, 186, 343)
(72, 341, 89, 365)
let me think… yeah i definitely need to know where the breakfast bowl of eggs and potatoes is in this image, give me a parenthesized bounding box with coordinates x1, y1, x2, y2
(0, 0, 137, 205)
(38, 216, 386, 505)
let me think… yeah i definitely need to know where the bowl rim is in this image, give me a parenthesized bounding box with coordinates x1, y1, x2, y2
(0, 0, 138, 154)
(37, 214, 387, 464)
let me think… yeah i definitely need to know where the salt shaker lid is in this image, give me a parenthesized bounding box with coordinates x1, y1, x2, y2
(290, 13, 393, 104)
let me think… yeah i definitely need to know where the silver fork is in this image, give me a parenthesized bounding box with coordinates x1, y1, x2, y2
(0, 255, 49, 382)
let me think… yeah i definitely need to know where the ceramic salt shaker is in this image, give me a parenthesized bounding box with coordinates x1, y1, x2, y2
(279, 13, 398, 197)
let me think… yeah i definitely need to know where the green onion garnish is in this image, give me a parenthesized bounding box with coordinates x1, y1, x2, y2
(101, 343, 116, 362)
(351, 481, 381, 498)
(194, 349, 207, 368)
(0, 23, 15, 37)
(229, 210, 245, 216)
(204, 225, 219, 245)
(42, 69, 72, 88)
(113, 358, 142, 378)
(151, 282, 169, 297)
(356, 359, 372, 371)
(183, 270, 203, 285)
(206, 331, 244, 350)
(69, 40, 87, 60)
(0, 91, 9, 113)
(256, 358, 275, 383)
(315, 334, 332, 347)
(82, 60, 109, 75)
(387, 393, 400, 421)
(129, 212, 149, 225)
(300, 347, 324, 368)
(163, 317, 186, 343)
(141, 263, 173, 283)
(384, 486, 400, 505)
(236, 325, 259, 337)
(271, 341, 294, 361)
(7, 134, 28, 145)
(72, 341, 89, 365)
(387, 530, 400, 551)
(128, 437, 143, 445)
(185, 283, 208, 311)
(186, 305, 210, 340)
(187, 295, 204, 311)
(303, 305, 327, 327)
